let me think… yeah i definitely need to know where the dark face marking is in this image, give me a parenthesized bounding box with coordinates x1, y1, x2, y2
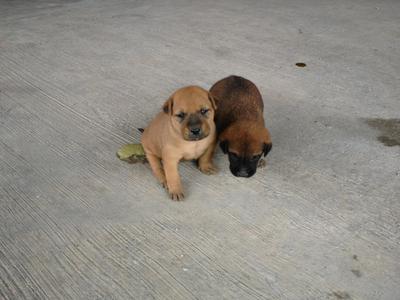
(220, 139, 267, 177)
(186, 114, 203, 140)
(227, 151, 262, 178)
(177, 109, 212, 141)
(187, 114, 201, 127)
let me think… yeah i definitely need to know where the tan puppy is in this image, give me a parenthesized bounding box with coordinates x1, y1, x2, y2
(210, 75, 272, 178)
(141, 86, 217, 200)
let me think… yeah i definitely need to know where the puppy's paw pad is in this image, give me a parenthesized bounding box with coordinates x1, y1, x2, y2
(258, 159, 266, 168)
(199, 164, 218, 175)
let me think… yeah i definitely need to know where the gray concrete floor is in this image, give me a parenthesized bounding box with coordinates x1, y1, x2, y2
(1, 0, 399, 299)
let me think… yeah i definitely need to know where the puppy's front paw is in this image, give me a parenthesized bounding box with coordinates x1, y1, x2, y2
(198, 163, 218, 175)
(168, 189, 185, 201)
(258, 159, 266, 168)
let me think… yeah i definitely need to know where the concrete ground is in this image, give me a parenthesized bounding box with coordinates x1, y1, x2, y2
(1, 0, 399, 299)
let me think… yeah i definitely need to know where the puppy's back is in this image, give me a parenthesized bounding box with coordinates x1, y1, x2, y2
(210, 75, 264, 133)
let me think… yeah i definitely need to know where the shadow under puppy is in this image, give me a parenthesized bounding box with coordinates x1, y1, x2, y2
(210, 75, 272, 178)
(141, 86, 218, 200)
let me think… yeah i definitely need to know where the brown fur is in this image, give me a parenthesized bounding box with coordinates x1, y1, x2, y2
(141, 86, 217, 200)
(210, 75, 272, 177)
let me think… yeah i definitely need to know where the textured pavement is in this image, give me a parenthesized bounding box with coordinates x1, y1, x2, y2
(0, 0, 399, 299)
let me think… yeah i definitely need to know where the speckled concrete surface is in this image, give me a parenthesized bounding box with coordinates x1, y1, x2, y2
(0, 0, 399, 299)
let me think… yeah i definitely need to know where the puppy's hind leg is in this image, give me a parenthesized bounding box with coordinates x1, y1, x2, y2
(146, 153, 167, 188)
(198, 140, 218, 175)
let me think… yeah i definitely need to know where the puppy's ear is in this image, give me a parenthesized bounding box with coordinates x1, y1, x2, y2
(162, 96, 173, 115)
(219, 127, 232, 154)
(263, 143, 272, 157)
(208, 93, 218, 110)
(262, 127, 272, 157)
(219, 140, 229, 154)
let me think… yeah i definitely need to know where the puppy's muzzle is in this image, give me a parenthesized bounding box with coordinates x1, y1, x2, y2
(228, 157, 258, 178)
(231, 167, 256, 178)
(188, 126, 204, 140)
(185, 115, 208, 141)
(236, 169, 250, 177)
(190, 127, 201, 136)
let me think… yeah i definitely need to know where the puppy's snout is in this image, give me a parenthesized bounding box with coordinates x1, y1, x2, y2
(190, 127, 201, 136)
(188, 126, 203, 140)
(230, 164, 257, 178)
(236, 169, 249, 177)
(185, 114, 208, 140)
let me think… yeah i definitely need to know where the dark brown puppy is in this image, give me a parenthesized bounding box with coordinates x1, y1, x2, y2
(210, 75, 272, 177)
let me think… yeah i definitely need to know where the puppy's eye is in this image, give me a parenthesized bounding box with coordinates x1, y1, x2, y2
(175, 112, 186, 119)
(200, 108, 209, 115)
(250, 154, 261, 161)
(229, 152, 239, 160)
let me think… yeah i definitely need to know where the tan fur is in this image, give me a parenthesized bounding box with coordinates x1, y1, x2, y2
(141, 86, 217, 200)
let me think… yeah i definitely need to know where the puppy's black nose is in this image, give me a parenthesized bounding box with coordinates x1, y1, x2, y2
(190, 128, 201, 135)
(236, 169, 249, 177)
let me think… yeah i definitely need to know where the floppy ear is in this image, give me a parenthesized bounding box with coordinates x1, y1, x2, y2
(262, 127, 272, 156)
(162, 96, 173, 115)
(263, 143, 272, 157)
(219, 140, 229, 154)
(208, 93, 218, 111)
(219, 127, 233, 154)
